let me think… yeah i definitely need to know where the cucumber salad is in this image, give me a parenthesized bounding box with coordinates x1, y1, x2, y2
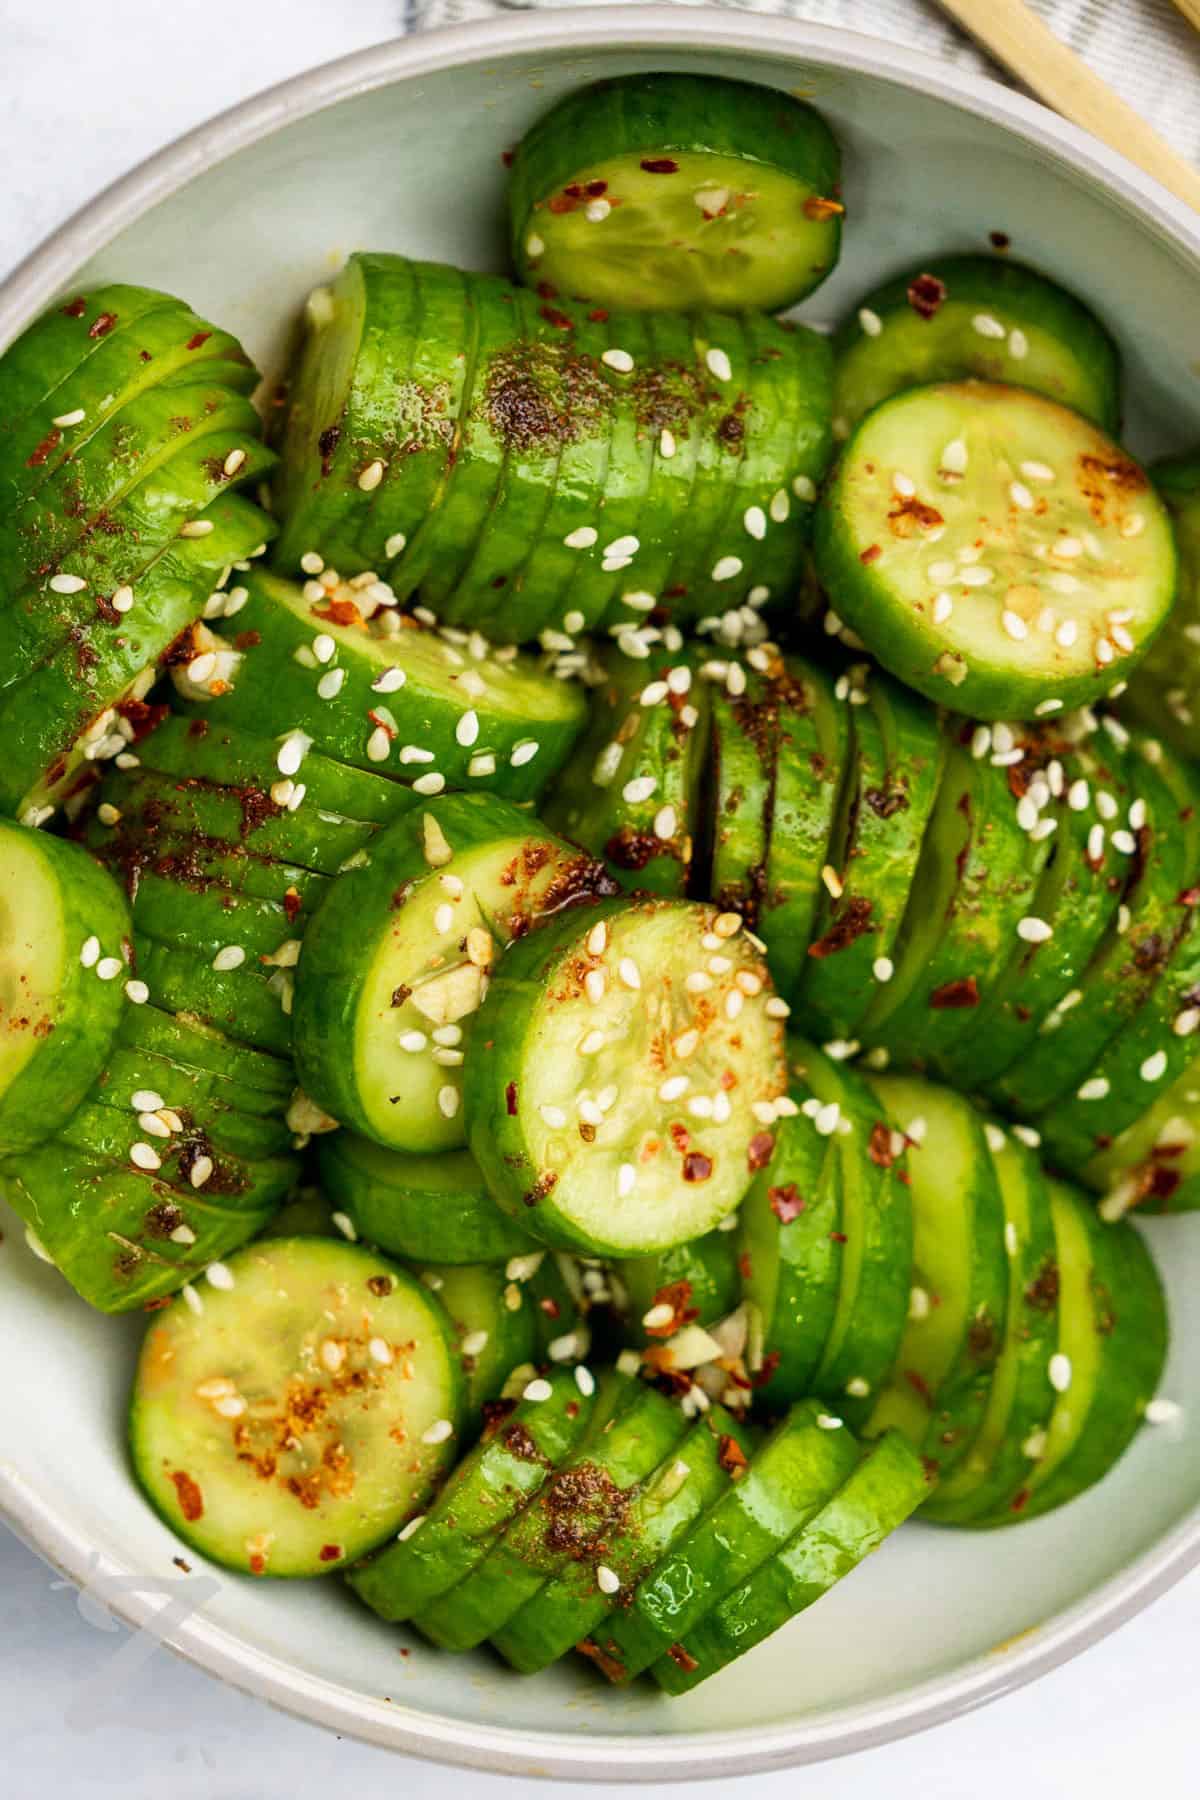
(4, 70, 1194, 1695)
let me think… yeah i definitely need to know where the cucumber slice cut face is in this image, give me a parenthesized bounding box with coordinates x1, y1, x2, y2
(0, 823, 131, 1155)
(833, 255, 1121, 434)
(465, 898, 788, 1256)
(509, 73, 843, 313)
(814, 382, 1176, 721)
(129, 1238, 464, 1574)
(293, 794, 615, 1154)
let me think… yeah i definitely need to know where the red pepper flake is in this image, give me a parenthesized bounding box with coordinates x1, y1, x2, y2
(249, 1553, 266, 1575)
(169, 1470, 204, 1521)
(737, 1250, 753, 1281)
(588, 308, 609, 323)
(539, 1295, 561, 1319)
(930, 976, 980, 1009)
(907, 273, 947, 319)
(283, 887, 303, 923)
(142, 1295, 172, 1311)
(318, 1544, 342, 1563)
(682, 1151, 713, 1183)
(768, 1183, 805, 1223)
(186, 331, 212, 350)
(989, 230, 1011, 251)
(1010, 1487, 1031, 1513)
(859, 544, 882, 564)
(540, 306, 574, 331)
(585, 179, 608, 197)
(640, 157, 680, 174)
(61, 296, 87, 318)
(1178, 887, 1200, 907)
(367, 707, 397, 738)
(173, 1556, 191, 1573)
(26, 427, 61, 468)
(646, 1280, 698, 1336)
(803, 195, 845, 221)
(505, 1081, 519, 1116)
(905, 1369, 933, 1406)
(548, 193, 580, 214)
(830, 1230, 848, 1244)
(717, 1435, 749, 1479)
(746, 1131, 774, 1172)
(750, 1349, 781, 1389)
(868, 1121, 896, 1168)
(312, 597, 364, 628)
(578, 1637, 628, 1682)
(666, 1642, 700, 1674)
(88, 311, 118, 338)
(501, 148, 515, 168)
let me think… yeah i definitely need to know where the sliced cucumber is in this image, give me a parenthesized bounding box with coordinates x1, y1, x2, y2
(737, 1065, 842, 1407)
(465, 898, 788, 1256)
(494, 1405, 757, 1674)
(758, 656, 849, 1006)
(414, 1261, 542, 1416)
(129, 937, 293, 1058)
(1123, 452, 1200, 759)
(922, 1127, 1059, 1524)
(1, 1140, 293, 1311)
(814, 382, 1176, 720)
(1083, 1062, 1200, 1216)
(706, 672, 778, 926)
(173, 568, 585, 802)
(833, 255, 1121, 434)
(0, 822, 131, 1154)
(129, 1238, 463, 1573)
(413, 1372, 684, 1651)
(61, 1090, 290, 1170)
(617, 1228, 740, 1344)
(542, 645, 709, 897)
(124, 869, 302, 965)
(316, 1132, 538, 1264)
(865, 1075, 1008, 1478)
(587, 1397, 859, 1683)
(0, 494, 275, 824)
(293, 794, 612, 1152)
(652, 1431, 928, 1694)
(346, 1364, 595, 1623)
(510, 73, 842, 312)
(798, 669, 945, 1039)
(114, 996, 293, 1098)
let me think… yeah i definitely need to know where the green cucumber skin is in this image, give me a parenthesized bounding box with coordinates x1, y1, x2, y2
(1, 1140, 291, 1311)
(88, 802, 331, 921)
(509, 72, 842, 313)
(413, 1374, 685, 1651)
(799, 1045, 913, 1429)
(416, 1261, 541, 1417)
(798, 671, 945, 1040)
(1123, 452, 1200, 760)
(922, 1131, 1060, 1524)
(592, 1399, 860, 1683)
(270, 255, 421, 577)
(988, 743, 1196, 1118)
(833, 255, 1121, 434)
(182, 569, 585, 804)
(91, 765, 390, 879)
(347, 1366, 594, 1624)
(542, 646, 709, 898)
(132, 937, 294, 1058)
(617, 1229, 740, 1343)
(949, 735, 1130, 1091)
(125, 870, 301, 964)
(64, 1090, 291, 1166)
(95, 1041, 287, 1127)
(495, 1406, 756, 1675)
(132, 712, 406, 825)
(706, 675, 777, 927)
(652, 1430, 928, 1693)
(114, 998, 293, 1096)
(317, 1132, 538, 1265)
(737, 1080, 842, 1407)
(758, 657, 848, 1005)
(0, 288, 256, 511)
(0, 824, 131, 1155)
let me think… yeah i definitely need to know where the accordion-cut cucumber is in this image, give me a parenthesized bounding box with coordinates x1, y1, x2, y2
(113, 996, 294, 1099)
(814, 381, 1175, 721)
(617, 1228, 741, 1343)
(588, 1398, 859, 1683)
(833, 255, 1121, 434)
(0, 493, 275, 824)
(542, 645, 709, 897)
(172, 568, 585, 802)
(316, 1132, 538, 1264)
(129, 1237, 463, 1573)
(652, 1430, 928, 1693)
(509, 73, 843, 313)
(347, 1365, 595, 1624)
(293, 795, 613, 1153)
(0, 822, 131, 1155)
(465, 897, 788, 1256)
(417, 1260, 545, 1416)
(706, 672, 778, 927)
(1, 1140, 294, 1311)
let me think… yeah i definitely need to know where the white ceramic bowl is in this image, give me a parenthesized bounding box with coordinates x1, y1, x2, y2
(3, 8, 1200, 1781)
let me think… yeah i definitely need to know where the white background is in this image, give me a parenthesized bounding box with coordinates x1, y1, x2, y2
(1, 1, 1197, 1794)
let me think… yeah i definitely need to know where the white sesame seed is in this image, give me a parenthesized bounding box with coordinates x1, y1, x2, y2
(1175, 1008, 1200, 1038)
(712, 555, 743, 582)
(659, 428, 676, 459)
(821, 864, 844, 900)
(574, 1364, 596, 1398)
(602, 348, 635, 374)
(129, 1141, 160, 1171)
(743, 505, 767, 540)
(585, 968, 607, 1006)
(123, 979, 149, 1005)
(357, 459, 386, 492)
(1012, 1124, 1041, 1149)
(1048, 1354, 1072, 1393)
(1141, 1050, 1169, 1082)
(814, 1101, 841, 1137)
(872, 956, 895, 983)
(595, 1564, 621, 1596)
(510, 739, 539, 768)
(422, 1418, 454, 1445)
(1008, 328, 1029, 359)
(623, 774, 657, 805)
(1145, 1397, 1183, 1426)
(941, 438, 969, 474)
(1009, 481, 1034, 511)
(187, 1155, 213, 1190)
(317, 668, 347, 701)
(705, 346, 733, 382)
(933, 592, 954, 625)
(618, 957, 642, 991)
(605, 534, 640, 560)
(893, 471, 916, 498)
(1001, 609, 1028, 640)
(50, 572, 87, 594)
(179, 518, 215, 538)
(793, 474, 817, 501)
(617, 1163, 637, 1198)
(1017, 917, 1053, 944)
(1112, 828, 1137, 855)
(95, 957, 122, 981)
(437, 1085, 460, 1119)
(972, 313, 1006, 339)
(959, 565, 995, 588)
(212, 945, 246, 973)
(858, 307, 883, 337)
(565, 526, 598, 549)
(817, 1414, 843, 1431)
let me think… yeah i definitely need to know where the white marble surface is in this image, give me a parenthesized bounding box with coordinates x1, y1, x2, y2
(1, 2, 1199, 1794)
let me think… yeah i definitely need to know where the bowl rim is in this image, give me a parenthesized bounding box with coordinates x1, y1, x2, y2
(3, 5, 1200, 1779)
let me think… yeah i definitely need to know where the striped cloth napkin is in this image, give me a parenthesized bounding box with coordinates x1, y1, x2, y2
(415, 0, 1200, 166)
